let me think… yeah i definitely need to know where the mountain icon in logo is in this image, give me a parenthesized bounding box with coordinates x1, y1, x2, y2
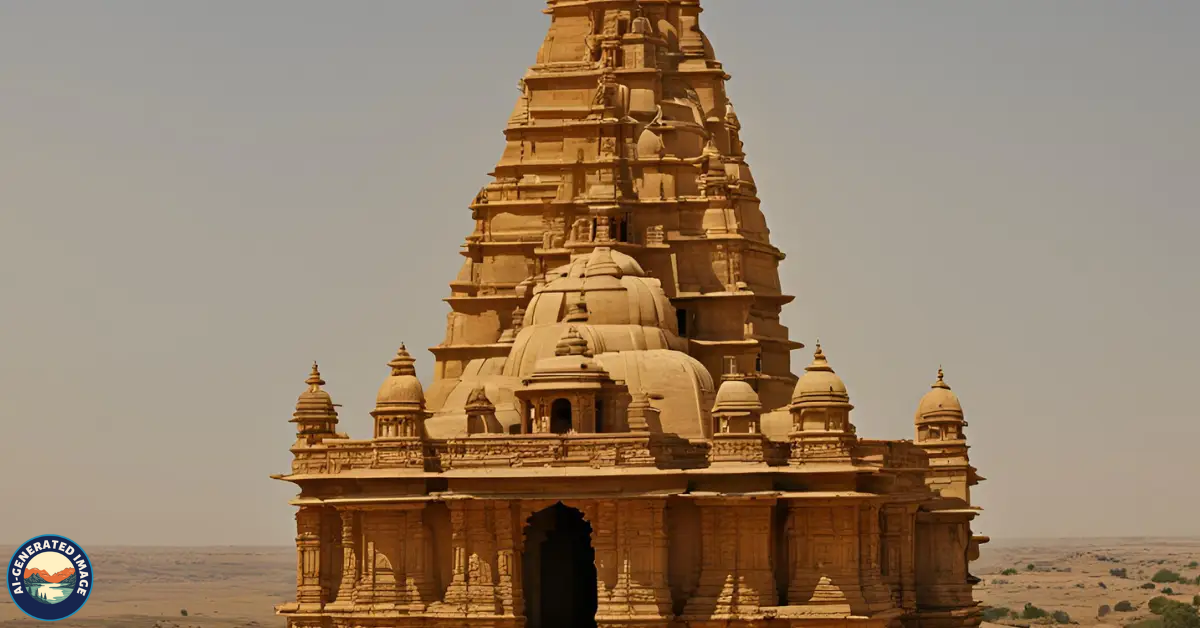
(22, 554, 78, 604)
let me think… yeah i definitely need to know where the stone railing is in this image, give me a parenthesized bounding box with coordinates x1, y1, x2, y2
(291, 434, 712, 475)
(855, 440, 930, 471)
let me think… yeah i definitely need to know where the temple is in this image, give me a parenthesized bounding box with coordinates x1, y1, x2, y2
(272, 1, 989, 627)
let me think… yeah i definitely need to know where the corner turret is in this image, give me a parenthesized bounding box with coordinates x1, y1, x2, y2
(290, 362, 342, 446)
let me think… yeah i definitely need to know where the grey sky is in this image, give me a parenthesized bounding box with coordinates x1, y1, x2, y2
(1, 1, 1196, 546)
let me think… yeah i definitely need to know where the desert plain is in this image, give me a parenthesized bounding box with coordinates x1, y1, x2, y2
(1, 538, 1197, 627)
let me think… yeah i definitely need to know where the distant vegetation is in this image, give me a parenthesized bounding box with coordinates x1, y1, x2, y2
(1145, 583, 1160, 590)
(1051, 610, 1072, 624)
(1112, 568, 1130, 578)
(1155, 569, 1185, 584)
(1116, 601, 1136, 612)
(1193, 595, 1200, 608)
(1188, 561, 1199, 569)
(1164, 588, 1177, 596)
(981, 606, 1011, 622)
(1002, 568, 1019, 576)
(1146, 596, 1200, 628)
(1027, 563, 1036, 571)
(1022, 603, 1049, 619)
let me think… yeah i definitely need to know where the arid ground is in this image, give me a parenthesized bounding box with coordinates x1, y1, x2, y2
(2, 539, 1196, 627)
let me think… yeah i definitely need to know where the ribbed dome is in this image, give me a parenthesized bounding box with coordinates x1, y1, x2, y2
(375, 344, 425, 407)
(790, 343, 851, 407)
(291, 362, 339, 435)
(712, 378, 762, 415)
(916, 368, 963, 424)
(522, 248, 677, 332)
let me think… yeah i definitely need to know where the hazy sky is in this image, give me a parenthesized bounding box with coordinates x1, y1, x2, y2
(1, 1, 1197, 546)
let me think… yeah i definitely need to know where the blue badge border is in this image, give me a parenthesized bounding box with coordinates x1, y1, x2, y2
(6, 534, 94, 622)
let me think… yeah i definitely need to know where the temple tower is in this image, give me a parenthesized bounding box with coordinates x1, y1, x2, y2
(913, 368, 983, 503)
(433, 0, 802, 410)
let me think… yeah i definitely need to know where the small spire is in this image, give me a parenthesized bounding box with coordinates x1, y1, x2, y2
(806, 340, 833, 373)
(388, 344, 417, 376)
(933, 366, 951, 390)
(465, 385, 495, 413)
(306, 362, 325, 391)
(555, 326, 592, 357)
(564, 296, 589, 323)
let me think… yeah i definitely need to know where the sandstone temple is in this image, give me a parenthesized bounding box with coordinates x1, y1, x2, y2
(273, 1, 989, 627)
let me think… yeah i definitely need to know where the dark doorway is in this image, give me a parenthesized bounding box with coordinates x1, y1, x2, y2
(522, 503, 598, 628)
(550, 398, 572, 434)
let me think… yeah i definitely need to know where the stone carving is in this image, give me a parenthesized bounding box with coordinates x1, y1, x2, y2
(274, 2, 990, 627)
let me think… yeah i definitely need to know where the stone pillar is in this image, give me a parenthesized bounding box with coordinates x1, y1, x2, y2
(683, 498, 777, 622)
(402, 506, 435, 611)
(295, 507, 323, 611)
(442, 502, 470, 609)
(440, 500, 504, 616)
(858, 503, 899, 615)
(356, 510, 403, 607)
(493, 501, 520, 617)
(612, 500, 672, 622)
(786, 501, 866, 615)
(331, 509, 359, 607)
(900, 504, 918, 613)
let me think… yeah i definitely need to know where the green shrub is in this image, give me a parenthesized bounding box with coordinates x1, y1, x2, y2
(1192, 595, 1199, 607)
(180, 609, 188, 617)
(1052, 610, 1071, 624)
(1113, 567, 1129, 578)
(1152, 597, 1173, 614)
(1002, 568, 1019, 575)
(1027, 563, 1037, 571)
(1160, 603, 1200, 628)
(1023, 603, 1049, 619)
(1164, 588, 1177, 596)
(1154, 569, 1183, 584)
(1188, 561, 1199, 569)
(1146, 583, 1160, 590)
(982, 606, 1011, 622)
(1116, 601, 1136, 612)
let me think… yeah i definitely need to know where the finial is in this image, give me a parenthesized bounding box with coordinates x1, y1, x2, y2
(933, 365, 950, 390)
(306, 362, 325, 391)
(805, 340, 833, 373)
(388, 344, 417, 376)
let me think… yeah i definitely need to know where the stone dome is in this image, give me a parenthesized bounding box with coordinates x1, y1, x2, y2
(293, 362, 337, 421)
(915, 368, 963, 424)
(375, 344, 424, 408)
(523, 247, 677, 332)
(712, 379, 762, 415)
(790, 343, 851, 408)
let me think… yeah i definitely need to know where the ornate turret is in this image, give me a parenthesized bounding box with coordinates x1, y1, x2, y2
(788, 343, 857, 463)
(515, 326, 625, 435)
(372, 344, 426, 439)
(290, 362, 341, 446)
(713, 357, 763, 435)
(914, 368, 983, 503)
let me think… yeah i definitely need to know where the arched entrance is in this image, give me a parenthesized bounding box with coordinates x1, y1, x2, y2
(550, 398, 572, 434)
(522, 503, 598, 628)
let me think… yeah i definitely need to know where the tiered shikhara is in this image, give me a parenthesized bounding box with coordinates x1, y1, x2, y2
(274, 2, 989, 627)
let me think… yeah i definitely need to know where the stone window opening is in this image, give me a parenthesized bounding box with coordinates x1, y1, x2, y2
(551, 398, 573, 434)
